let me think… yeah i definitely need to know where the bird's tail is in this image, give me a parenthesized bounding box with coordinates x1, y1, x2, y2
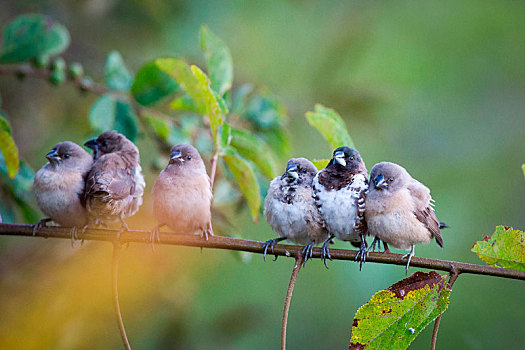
(439, 222, 449, 229)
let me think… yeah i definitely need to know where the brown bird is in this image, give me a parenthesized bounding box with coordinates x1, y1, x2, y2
(365, 161, 444, 273)
(264, 158, 329, 264)
(84, 131, 145, 233)
(313, 146, 369, 268)
(33, 141, 93, 239)
(151, 144, 212, 242)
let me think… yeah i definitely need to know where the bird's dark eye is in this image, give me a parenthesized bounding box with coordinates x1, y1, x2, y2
(301, 168, 306, 173)
(350, 156, 354, 160)
(63, 153, 70, 159)
(102, 141, 108, 147)
(187, 155, 192, 160)
(389, 177, 394, 182)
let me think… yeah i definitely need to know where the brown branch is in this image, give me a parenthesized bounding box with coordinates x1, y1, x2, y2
(281, 252, 304, 350)
(430, 265, 460, 350)
(1, 223, 524, 281)
(112, 242, 131, 350)
(209, 150, 219, 190)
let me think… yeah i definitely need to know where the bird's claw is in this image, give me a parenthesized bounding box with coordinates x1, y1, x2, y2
(301, 241, 315, 265)
(401, 245, 415, 275)
(263, 237, 286, 262)
(32, 218, 51, 236)
(321, 240, 333, 269)
(355, 236, 367, 271)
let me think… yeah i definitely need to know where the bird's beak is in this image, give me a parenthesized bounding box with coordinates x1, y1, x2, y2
(333, 151, 346, 167)
(84, 138, 98, 158)
(374, 175, 388, 190)
(45, 149, 61, 164)
(285, 164, 299, 180)
(170, 151, 183, 163)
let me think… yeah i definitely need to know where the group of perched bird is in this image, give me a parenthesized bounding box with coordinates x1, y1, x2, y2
(33, 131, 445, 273)
(265, 147, 445, 272)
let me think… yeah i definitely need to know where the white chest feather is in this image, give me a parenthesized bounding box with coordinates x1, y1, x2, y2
(313, 173, 367, 242)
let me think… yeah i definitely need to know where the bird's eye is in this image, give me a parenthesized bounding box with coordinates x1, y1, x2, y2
(350, 156, 354, 160)
(389, 177, 394, 182)
(301, 168, 306, 173)
(63, 153, 70, 159)
(102, 141, 108, 147)
(187, 155, 192, 160)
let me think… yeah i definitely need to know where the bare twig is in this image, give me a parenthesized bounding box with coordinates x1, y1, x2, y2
(281, 252, 304, 350)
(209, 151, 219, 190)
(112, 242, 131, 350)
(1, 224, 524, 281)
(430, 265, 460, 350)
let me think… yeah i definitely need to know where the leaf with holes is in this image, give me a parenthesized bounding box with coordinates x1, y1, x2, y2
(471, 226, 525, 271)
(349, 271, 451, 350)
(200, 25, 233, 96)
(229, 125, 279, 180)
(306, 104, 354, 150)
(0, 14, 70, 63)
(104, 51, 132, 91)
(0, 114, 19, 178)
(312, 159, 330, 171)
(131, 61, 179, 105)
(222, 147, 260, 221)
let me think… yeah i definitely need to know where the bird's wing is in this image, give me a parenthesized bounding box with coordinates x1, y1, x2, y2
(85, 154, 135, 201)
(408, 181, 443, 247)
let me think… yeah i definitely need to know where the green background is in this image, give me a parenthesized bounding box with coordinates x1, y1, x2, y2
(0, 1, 524, 349)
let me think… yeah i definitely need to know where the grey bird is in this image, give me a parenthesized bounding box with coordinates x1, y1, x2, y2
(313, 146, 369, 268)
(151, 144, 213, 242)
(84, 131, 145, 233)
(33, 141, 93, 239)
(264, 158, 329, 264)
(365, 161, 444, 273)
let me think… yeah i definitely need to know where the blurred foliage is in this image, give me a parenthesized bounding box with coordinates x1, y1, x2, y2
(306, 103, 355, 150)
(471, 226, 525, 271)
(349, 271, 450, 350)
(0, 1, 524, 349)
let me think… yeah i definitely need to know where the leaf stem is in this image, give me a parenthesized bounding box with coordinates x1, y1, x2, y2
(209, 150, 219, 190)
(281, 252, 304, 350)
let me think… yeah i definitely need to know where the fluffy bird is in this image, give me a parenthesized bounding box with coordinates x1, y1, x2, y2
(313, 146, 369, 267)
(33, 141, 93, 238)
(84, 131, 145, 232)
(151, 144, 212, 241)
(365, 161, 444, 273)
(264, 158, 329, 264)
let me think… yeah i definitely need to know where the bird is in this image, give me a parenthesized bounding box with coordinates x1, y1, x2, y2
(83, 131, 145, 234)
(151, 144, 212, 242)
(263, 158, 329, 264)
(312, 146, 369, 268)
(365, 161, 444, 274)
(33, 141, 93, 240)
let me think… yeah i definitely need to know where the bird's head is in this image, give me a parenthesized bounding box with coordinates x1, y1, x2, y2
(167, 144, 205, 171)
(45, 141, 92, 170)
(370, 162, 409, 192)
(282, 158, 317, 185)
(84, 131, 137, 159)
(330, 146, 366, 174)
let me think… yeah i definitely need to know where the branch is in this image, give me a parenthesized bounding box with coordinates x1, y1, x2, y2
(112, 242, 131, 350)
(281, 253, 304, 350)
(1, 224, 524, 281)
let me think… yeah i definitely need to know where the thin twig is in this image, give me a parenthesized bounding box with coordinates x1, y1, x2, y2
(281, 252, 304, 350)
(430, 264, 460, 350)
(112, 242, 131, 350)
(2, 224, 524, 281)
(209, 151, 219, 190)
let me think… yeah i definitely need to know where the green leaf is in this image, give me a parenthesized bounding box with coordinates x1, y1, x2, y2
(349, 271, 451, 350)
(144, 114, 170, 142)
(305, 104, 354, 150)
(522, 164, 525, 178)
(312, 159, 330, 170)
(229, 126, 279, 179)
(104, 51, 132, 91)
(0, 114, 19, 178)
(471, 226, 525, 271)
(242, 90, 287, 130)
(222, 148, 260, 221)
(200, 25, 233, 96)
(155, 58, 224, 145)
(131, 61, 179, 106)
(89, 94, 139, 141)
(0, 14, 70, 63)
(170, 94, 199, 112)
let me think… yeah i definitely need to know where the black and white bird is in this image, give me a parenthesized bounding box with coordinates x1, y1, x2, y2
(313, 146, 369, 268)
(365, 161, 444, 273)
(84, 131, 145, 233)
(264, 158, 329, 264)
(33, 141, 93, 240)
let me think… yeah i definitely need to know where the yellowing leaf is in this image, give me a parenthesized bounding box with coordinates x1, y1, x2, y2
(305, 104, 354, 150)
(200, 25, 233, 96)
(0, 114, 19, 178)
(312, 159, 330, 170)
(222, 148, 260, 221)
(471, 226, 525, 271)
(349, 271, 450, 350)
